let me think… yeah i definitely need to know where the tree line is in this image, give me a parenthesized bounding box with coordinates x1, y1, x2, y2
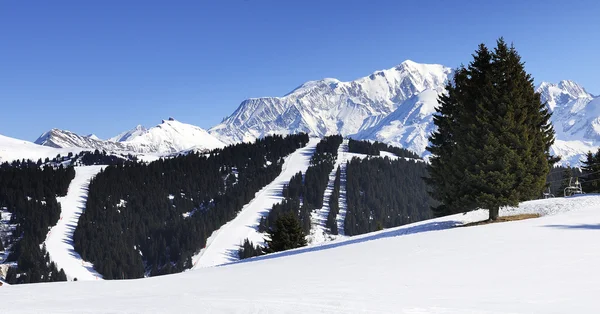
(0, 162, 73, 284)
(344, 157, 434, 236)
(348, 139, 421, 159)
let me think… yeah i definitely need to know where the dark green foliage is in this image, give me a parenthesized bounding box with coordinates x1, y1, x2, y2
(427, 38, 557, 220)
(0, 162, 73, 284)
(581, 149, 600, 193)
(74, 150, 138, 166)
(74, 133, 309, 279)
(348, 139, 420, 159)
(325, 167, 341, 235)
(238, 238, 263, 260)
(303, 135, 343, 208)
(282, 172, 303, 199)
(344, 157, 434, 236)
(265, 211, 307, 253)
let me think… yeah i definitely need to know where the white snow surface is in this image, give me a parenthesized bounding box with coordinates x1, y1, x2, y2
(193, 138, 320, 268)
(2, 195, 600, 313)
(45, 166, 104, 281)
(0, 133, 83, 163)
(108, 125, 147, 142)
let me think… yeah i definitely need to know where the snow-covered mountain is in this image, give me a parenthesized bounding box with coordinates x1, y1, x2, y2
(356, 80, 600, 164)
(108, 125, 147, 142)
(353, 89, 439, 156)
(36, 129, 131, 152)
(36, 118, 225, 155)
(28, 61, 599, 164)
(536, 81, 600, 164)
(210, 60, 597, 164)
(209, 60, 452, 144)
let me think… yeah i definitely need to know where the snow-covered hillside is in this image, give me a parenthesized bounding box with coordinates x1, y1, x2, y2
(2, 195, 600, 313)
(194, 138, 320, 268)
(35, 118, 225, 155)
(209, 60, 451, 145)
(0, 134, 83, 163)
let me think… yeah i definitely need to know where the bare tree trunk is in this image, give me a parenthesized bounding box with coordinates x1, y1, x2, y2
(489, 206, 499, 221)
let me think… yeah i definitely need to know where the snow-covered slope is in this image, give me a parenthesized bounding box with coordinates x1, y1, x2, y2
(193, 138, 320, 268)
(36, 118, 225, 155)
(209, 60, 451, 144)
(0, 133, 82, 163)
(44, 166, 104, 281)
(3, 195, 600, 313)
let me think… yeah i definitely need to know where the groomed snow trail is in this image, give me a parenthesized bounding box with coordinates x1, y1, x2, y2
(308, 139, 347, 244)
(336, 140, 350, 236)
(192, 138, 320, 268)
(4, 195, 600, 313)
(44, 166, 104, 281)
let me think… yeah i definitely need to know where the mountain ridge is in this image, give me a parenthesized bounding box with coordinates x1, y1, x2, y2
(30, 60, 599, 164)
(35, 119, 225, 155)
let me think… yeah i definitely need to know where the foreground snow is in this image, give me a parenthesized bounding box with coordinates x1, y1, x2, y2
(3, 195, 599, 313)
(192, 138, 320, 268)
(44, 166, 104, 281)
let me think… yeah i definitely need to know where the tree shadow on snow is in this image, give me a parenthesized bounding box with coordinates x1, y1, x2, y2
(543, 224, 600, 230)
(222, 220, 461, 267)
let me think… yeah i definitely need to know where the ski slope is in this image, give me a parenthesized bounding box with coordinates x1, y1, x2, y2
(44, 166, 104, 281)
(3, 195, 600, 313)
(308, 139, 348, 244)
(192, 138, 320, 268)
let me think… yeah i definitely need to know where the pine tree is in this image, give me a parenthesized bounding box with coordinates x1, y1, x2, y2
(558, 167, 574, 196)
(265, 211, 307, 253)
(581, 149, 600, 193)
(427, 38, 557, 221)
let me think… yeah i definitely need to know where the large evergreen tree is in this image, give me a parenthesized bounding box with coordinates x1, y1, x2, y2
(264, 211, 307, 253)
(427, 38, 557, 221)
(581, 149, 600, 193)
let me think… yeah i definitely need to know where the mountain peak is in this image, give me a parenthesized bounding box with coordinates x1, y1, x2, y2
(86, 134, 100, 141)
(558, 80, 589, 98)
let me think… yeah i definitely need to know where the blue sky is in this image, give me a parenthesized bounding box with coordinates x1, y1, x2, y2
(1, 0, 599, 141)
